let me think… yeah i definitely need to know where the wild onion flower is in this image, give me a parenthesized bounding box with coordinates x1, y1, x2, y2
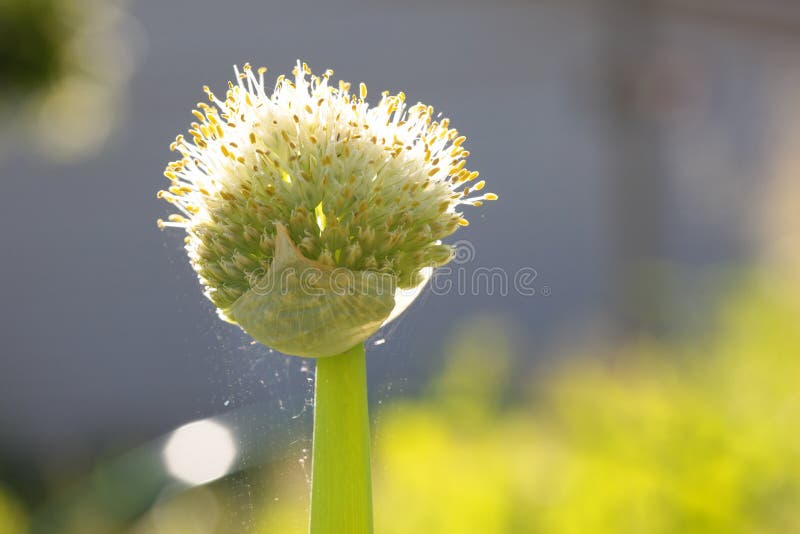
(159, 62, 495, 357)
(158, 61, 495, 533)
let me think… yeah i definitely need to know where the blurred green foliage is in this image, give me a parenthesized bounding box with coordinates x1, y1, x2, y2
(2, 275, 799, 533)
(0, 0, 135, 160)
(0, 0, 67, 98)
(257, 277, 800, 533)
(0, 484, 27, 533)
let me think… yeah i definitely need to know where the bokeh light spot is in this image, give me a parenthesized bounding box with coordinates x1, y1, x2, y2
(162, 420, 237, 486)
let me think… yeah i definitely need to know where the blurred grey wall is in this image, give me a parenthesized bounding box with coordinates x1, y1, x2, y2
(1, 0, 799, 464)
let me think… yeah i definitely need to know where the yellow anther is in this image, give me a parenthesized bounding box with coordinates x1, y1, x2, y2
(450, 160, 466, 174)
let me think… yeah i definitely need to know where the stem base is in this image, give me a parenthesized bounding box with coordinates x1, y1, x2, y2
(309, 343, 373, 534)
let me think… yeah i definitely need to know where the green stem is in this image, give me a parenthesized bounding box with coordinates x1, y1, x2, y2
(309, 343, 373, 534)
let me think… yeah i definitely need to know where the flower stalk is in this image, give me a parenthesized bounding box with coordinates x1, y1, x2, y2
(310, 343, 373, 534)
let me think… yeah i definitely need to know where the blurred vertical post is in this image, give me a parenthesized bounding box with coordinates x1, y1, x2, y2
(599, 0, 670, 336)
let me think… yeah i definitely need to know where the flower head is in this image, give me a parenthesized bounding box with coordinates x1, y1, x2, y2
(159, 61, 496, 356)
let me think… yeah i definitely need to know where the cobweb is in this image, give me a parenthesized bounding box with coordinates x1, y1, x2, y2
(201, 280, 435, 532)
